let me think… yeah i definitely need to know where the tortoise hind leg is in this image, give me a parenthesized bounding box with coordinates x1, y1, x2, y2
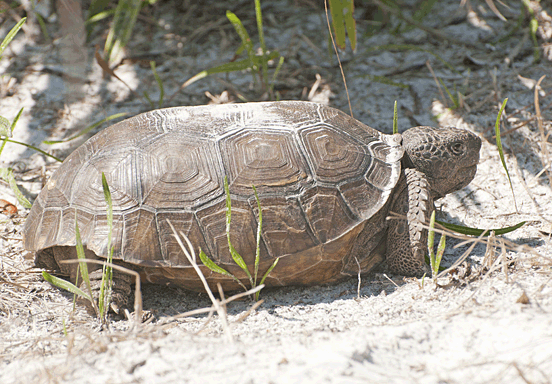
(386, 168, 432, 277)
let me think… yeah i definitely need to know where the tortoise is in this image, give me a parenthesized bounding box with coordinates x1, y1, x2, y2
(24, 101, 481, 306)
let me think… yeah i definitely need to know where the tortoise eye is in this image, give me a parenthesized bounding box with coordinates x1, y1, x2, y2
(450, 142, 464, 155)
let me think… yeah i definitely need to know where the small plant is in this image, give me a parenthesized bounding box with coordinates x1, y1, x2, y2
(427, 211, 445, 280)
(142, 61, 165, 109)
(88, 0, 157, 64)
(42, 173, 115, 323)
(199, 176, 279, 301)
(494, 98, 517, 211)
(173, 0, 284, 100)
(98, 173, 115, 320)
(392, 100, 398, 134)
(0, 19, 34, 209)
(42, 113, 128, 144)
(327, 0, 356, 52)
(521, 0, 541, 62)
(438, 78, 460, 110)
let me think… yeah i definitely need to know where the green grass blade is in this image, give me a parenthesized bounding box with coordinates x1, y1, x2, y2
(229, 242, 252, 281)
(0, 18, 26, 59)
(86, 9, 115, 25)
(0, 116, 9, 138)
(438, 78, 459, 109)
(495, 98, 517, 211)
(0, 112, 11, 158)
(328, 0, 346, 50)
(435, 220, 525, 236)
(180, 51, 279, 90)
(62, 319, 68, 337)
(412, 0, 439, 23)
(342, 0, 356, 52)
(42, 271, 92, 301)
(428, 210, 436, 271)
(224, 176, 231, 233)
(150, 61, 164, 108)
(256, 257, 279, 300)
(254, 0, 268, 87)
(251, 51, 280, 66)
(87, 0, 111, 21)
(270, 56, 285, 95)
(1, 138, 61, 162)
(0, 168, 31, 208)
(226, 11, 255, 68)
(75, 216, 95, 311)
(99, 173, 114, 320)
(252, 185, 262, 286)
(34, 12, 50, 42)
(9, 107, 23, 133)
(392, 100, 398, 134)
(102, 173, 113, 225)
(434, 233, 446, 277)
(224, 176, 253, 283)
(259, 257, 279, 286)
(181, 58, 256, 89)
(43, 113, 128, 144)
(529, 18, 540, 61)
(104, 0, 142, 63)
(199, 248, 248, 292)
(143, 91, 155, 109)
(199, 249, 233, 277)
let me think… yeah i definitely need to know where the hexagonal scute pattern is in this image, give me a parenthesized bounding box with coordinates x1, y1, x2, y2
(220, 129, 310, 195)
(140, 132, 224, 209)
(299, 125, 370, 184)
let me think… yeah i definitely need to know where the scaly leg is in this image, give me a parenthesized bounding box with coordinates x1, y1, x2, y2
(386, 168, 433, 276)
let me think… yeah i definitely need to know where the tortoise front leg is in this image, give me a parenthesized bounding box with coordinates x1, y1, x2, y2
(386, 168, 433, 277)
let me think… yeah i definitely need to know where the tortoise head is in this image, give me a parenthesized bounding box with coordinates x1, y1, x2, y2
(401, 126, 481, 198)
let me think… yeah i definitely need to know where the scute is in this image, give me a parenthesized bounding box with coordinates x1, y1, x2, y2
(221, 129, 310, 195)
(299, 125, 370, 184)
(140, 132, 224, 208)
(299, 186, 356, 244)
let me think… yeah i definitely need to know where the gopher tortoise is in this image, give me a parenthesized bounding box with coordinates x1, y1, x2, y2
(24, 101, 481, 305)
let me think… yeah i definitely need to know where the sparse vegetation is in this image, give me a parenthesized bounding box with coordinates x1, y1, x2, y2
(41, 173, 115, 324)
(173, 0, 284, 100)
(1, 1, 551, 381)
(199, 177, 279, 301)
(427, 211, 445, 280)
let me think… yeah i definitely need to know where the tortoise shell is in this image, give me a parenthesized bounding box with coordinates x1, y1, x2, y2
(24, 101, 404, 290)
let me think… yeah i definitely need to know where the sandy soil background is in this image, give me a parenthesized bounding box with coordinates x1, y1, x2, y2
(1, 1, 551, 383)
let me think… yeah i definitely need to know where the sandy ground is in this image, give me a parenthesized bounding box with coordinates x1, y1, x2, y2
(1, 1, 552, 383)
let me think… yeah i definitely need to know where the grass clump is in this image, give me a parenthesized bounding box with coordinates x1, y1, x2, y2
(173, 0, 284, 100)
(494, 98, 517, 211)
(327, 0, 356, 52)
(42, 173, 116, 324)
(427, 211, 445, 280)
(200, 176, 279, 301)
(0, 19, 34, 209)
